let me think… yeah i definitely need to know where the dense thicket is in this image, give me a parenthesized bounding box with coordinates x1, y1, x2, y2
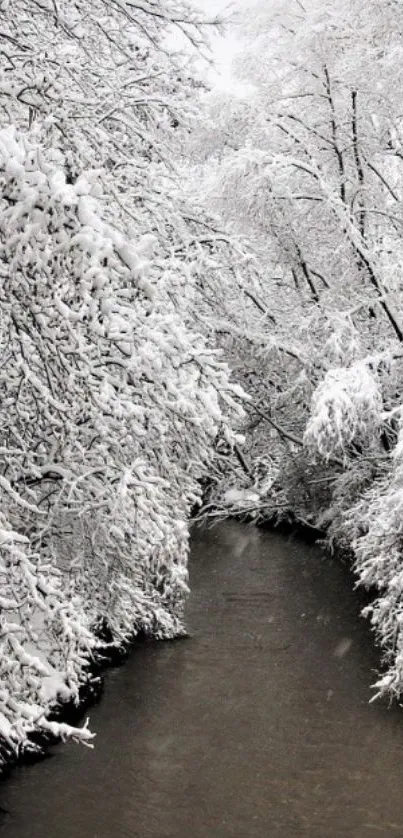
(0, 0, 248, 759)
(192, 0, 403, 699)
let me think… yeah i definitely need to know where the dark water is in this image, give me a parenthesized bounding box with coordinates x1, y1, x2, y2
(1, 521, 403, 837)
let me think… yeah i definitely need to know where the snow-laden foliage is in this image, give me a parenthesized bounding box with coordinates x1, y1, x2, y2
(304, 364, 383, 460)
(342, 426, 403, 698)
(0, 524, 95, 752)
(0, 0, 246, 761)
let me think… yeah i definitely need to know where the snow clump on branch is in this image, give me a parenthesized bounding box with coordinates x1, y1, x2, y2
(304, 363, 383, 460)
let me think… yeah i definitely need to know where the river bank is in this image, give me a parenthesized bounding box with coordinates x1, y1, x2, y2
(1, 521, 402, 837)
(0, 514, 326, 779)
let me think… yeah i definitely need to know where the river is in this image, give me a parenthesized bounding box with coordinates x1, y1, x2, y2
(1, 521, 403, 837)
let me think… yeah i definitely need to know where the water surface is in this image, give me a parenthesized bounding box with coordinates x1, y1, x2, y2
(1, 521, 402, 837)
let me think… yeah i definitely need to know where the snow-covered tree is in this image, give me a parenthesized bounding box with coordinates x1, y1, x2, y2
(0, 0, 248, 761)
(188, 0, 403, 698)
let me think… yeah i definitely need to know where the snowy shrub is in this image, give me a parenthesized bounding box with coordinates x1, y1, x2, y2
(0, 521, 96, 753)
(338, 426, 403, 698)
(304, 363, 383, 460)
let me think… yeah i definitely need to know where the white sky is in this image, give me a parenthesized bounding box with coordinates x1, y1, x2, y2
(192, 0, 245, 91)
(167, 0, 252, 94)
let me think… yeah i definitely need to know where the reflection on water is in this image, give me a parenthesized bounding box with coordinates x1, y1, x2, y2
(1, 521, 403, 838)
